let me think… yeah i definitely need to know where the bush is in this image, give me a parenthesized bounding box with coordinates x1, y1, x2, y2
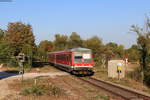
(49, 85, 63, 96)
(20, 85, 44, 96)
(20, 83, 64, 96)
(127, 67, 141, 81)
(8, 58, 18, 67)
(144, 68, 150, 86)
(93, 95, 109, 100)
(31, 85, 44, 96)
(20, 88, 31, 96)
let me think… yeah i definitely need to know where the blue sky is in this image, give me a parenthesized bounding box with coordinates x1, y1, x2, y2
(0, 0, 150, 48)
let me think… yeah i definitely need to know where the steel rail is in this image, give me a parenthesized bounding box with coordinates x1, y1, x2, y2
(78, 77, 150, 100)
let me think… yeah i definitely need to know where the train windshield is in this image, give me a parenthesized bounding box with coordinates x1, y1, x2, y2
(74, 52, 92, 63)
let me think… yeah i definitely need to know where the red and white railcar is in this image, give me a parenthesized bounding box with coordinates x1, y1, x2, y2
(48, 48, 94, 75)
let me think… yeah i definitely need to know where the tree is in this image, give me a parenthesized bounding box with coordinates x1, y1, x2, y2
(0, 29, 12, 63)
(53, 34, 68, 51)
(6, 22, 35, 56)
(0, 29, 5, 41)
(68, 32, 83, 48)
(131, 17, 150, 83)
(83, 36, 103, 66)
(126, 45, 139, 62)
(39, 40, 53, 52)
(0, 29, 13, 63)
(37, 40, 53, 61)
(116, 45, 125, 58)
(106, 42, 125, 58)
(99, 45, 114, 67)
(0, 42, 13, 62)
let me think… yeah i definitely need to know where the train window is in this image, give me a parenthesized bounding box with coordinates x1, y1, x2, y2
(75, 56, 82, 59)
(74, 56, 83, 63)
(74, 52, 92, 63)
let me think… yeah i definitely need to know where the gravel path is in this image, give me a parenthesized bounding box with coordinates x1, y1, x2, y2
(0, 72, 69, 99)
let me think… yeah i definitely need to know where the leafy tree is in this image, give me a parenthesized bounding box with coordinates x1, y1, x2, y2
(53, 34, 68, 51)
(106, 42, 125, 58)
(131, 17, 150, 83)
(0, 40, 12, 63)
(37, 40, 53, 61)
(106, 42, 118, 49)
(0, 29, 13, 63)
(125, 45, 139, 62)
(6, 22, 35, 56)
(116, 45, 125, 58)
(68, 32, 83, 48)
(83, 36, 103, 66)
(99, 45, 114, 67)
(0, 29, 5, 41)
(39, 40, 53, 52)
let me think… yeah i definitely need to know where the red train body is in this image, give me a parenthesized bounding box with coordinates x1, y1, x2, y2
(48, 48, 94, 76)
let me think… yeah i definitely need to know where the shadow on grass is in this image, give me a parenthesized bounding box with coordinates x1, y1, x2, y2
(0, 70, 19, 80)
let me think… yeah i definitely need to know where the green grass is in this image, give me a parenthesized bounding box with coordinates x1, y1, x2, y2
(20, 85, 44, 96)
(87, 89, 97, 93)
(92, 95, 110, 100)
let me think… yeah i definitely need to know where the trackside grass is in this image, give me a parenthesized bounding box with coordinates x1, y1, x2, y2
(93, 65, 150, 94)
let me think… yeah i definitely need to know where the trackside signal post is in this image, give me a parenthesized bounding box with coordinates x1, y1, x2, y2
(117, 63, 122, 80)
(17, 53, 25, 83)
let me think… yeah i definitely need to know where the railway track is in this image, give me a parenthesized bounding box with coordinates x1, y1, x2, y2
(78, 77, 150, 100)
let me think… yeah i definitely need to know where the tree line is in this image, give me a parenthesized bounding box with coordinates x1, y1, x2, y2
(1, 20, 150, 85)
(0, 22, 140, 65)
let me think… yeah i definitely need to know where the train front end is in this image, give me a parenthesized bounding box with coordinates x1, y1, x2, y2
(71, 48, 94, 76)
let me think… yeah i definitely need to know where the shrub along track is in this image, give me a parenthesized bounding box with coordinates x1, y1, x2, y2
(78, 77, 150, 100)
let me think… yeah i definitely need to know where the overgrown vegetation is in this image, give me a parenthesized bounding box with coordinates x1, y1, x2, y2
(127, 67, 142, 81)
(20, 84, 64, 96)
(12, 78, 65, 97)
(92, 95, 110, 100)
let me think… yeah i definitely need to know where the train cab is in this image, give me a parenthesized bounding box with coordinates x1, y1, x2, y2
(71, 48, 94, 75)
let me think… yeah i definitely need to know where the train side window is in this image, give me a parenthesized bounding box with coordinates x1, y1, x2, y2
(74, 56, 82, 63)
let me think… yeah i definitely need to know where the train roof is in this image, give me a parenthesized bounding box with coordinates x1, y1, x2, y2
(48, 48, 91, 54)
(70, 48, 91, 52)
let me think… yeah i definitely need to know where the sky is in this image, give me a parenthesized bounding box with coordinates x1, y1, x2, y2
(0, 0, 150, 48)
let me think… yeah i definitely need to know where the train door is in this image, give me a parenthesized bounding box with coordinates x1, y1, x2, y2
(69, 53, 72, 66)
(66, 54, 69, 65)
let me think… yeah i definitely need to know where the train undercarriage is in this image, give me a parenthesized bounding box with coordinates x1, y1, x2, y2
(52, 63, 94, 76)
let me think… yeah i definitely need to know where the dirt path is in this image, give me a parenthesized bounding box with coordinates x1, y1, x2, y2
(0, 72, 69, 99)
